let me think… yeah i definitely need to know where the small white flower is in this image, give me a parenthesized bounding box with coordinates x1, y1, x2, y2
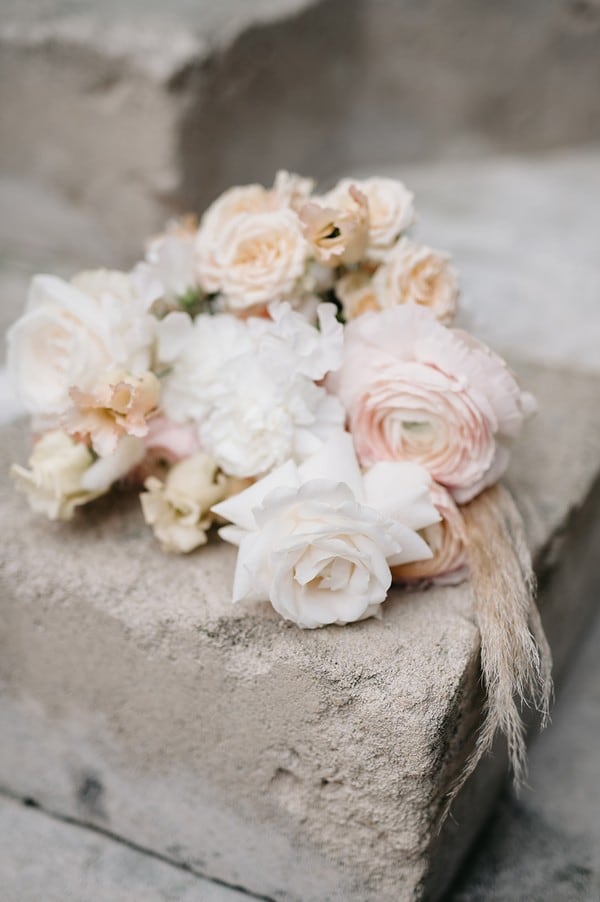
(133, 221, 198, 307)
(213, 432, 439, 628)
(7, 271, 156, 423)
(11, 430, 144, 520)
(140, 452, 230, 553)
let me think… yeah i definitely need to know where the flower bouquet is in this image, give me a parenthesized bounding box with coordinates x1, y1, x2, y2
(7, 171, 551, 798)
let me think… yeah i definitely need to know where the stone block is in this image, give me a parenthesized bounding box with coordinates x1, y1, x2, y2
(1, 355, 599, 901)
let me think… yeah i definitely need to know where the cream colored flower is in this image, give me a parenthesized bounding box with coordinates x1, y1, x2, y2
(272, 170, 315, 210)
(373, 238, 459, 324)
(11, 430, 145, 520)
(213, 432, 438, 628)
(391, 483, 468, 585)
(326, 177, 414, 261)
(195, 184, 277, 294)
(299, 185, 368, 266)
(140, 453, 230, 553)
(335, 270, 380, 319)
(7, 270, 156, 424)
(65, 370, 160, 457)
(196, 208, 309, 311)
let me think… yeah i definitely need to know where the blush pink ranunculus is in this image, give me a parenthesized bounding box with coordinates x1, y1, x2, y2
(330, 305, 535, 503)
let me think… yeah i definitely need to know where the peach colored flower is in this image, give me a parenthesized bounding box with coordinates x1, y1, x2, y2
(196, 209, 308, 311)
(330, 305, 536, 503)
(273, 170, 315, 210)
(391, 483, 468, 585)
(140, 452, 230, 553)
(326, 177, 414, 261)
(65, 370, 160, 457)
(335, 270, 380, 319)
(373, 238, 459, 324)
(298, 186, 368, 266)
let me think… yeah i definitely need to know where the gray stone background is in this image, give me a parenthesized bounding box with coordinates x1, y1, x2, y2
(1, 1, 599, 900)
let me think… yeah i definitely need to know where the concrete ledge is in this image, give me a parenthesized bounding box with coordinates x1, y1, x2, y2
(1, 359, 599, 901)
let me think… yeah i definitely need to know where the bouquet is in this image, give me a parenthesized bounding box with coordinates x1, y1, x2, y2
(7, 171, 551, 795)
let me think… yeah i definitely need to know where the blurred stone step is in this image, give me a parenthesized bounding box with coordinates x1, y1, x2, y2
(0, 793, 251, 902)
(2, 0, 600, 258)
(0, 353, 599, 902)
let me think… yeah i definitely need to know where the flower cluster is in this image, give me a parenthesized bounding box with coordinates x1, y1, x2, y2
(7, 171, 534, 628)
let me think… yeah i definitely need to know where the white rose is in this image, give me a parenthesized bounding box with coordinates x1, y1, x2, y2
(196, 209, 309, 311)
(7, 271, 156, 422)
(213, 432, 439, 628)
(140, 452, 229, 553)
(325, 177, 414, 261)
(11, 430, 144, 520)
(373, 238, 459, 324)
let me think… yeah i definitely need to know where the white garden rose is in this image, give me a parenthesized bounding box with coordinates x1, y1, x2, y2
(134, 219, 198, 307)
(196, 209, 309, 310)
(140, 452, 230, 553)
(213, 432, 439, 628)
(7, 271, 156, 423)
(11, 430, 144, 520)
(373, 238, 459, 323)
(325, 177, 414, 261)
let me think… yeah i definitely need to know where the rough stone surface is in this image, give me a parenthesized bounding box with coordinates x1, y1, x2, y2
(0, 792, 250, 902)
(1, 148, 600, 900)
(2, 0, 600, 254)
(450, 596, 600, 902)
(1, 356, 599, 902)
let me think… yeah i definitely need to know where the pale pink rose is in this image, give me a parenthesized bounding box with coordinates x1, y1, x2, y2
(65, 370, 160, 457)
(331, 305, 536, 503)
(391, 482, 468, 585)
(373, 238, 459, 324)
(298, 186, 368, 266)
(326, 177, 414, 261)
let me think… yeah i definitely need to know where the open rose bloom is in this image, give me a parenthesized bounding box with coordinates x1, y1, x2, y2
(7, 170, 535, 629)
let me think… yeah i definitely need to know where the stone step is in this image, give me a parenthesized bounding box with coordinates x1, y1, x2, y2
(0, 792, 251, 902)
(450, 599, 600, 901)
(0, 358, 599, 902)
(1, 148, 600, 901)
(2, 1, 600, 257)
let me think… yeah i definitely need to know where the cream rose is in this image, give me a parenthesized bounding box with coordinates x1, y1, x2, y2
(330, 305, 536, 503)
(325, 177, 414, 261)
(7, 271, 156, 423)
(196, 209, 308, 311)
(335, 270, 380, 319)
(213, 432, 439, 628)
(140, 452, 230, 553)
(391, 482, 468, 585)
(11, 429, 144, 520)
(373, 238, 459, 324)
